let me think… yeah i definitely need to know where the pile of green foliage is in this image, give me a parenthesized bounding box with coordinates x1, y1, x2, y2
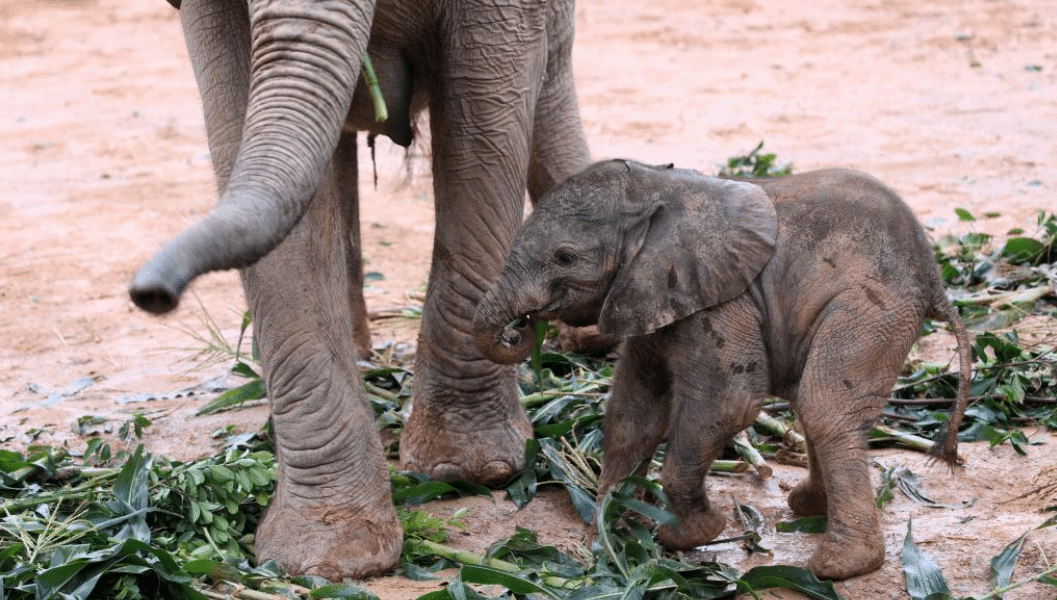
(3, 144, 1055, 599)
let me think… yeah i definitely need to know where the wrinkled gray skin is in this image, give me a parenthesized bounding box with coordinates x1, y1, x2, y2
(474, 161, 972, 580)
(129, 0, 589, 580)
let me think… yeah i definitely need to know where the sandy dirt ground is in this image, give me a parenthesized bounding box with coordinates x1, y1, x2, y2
(2, 0, 1056, 598)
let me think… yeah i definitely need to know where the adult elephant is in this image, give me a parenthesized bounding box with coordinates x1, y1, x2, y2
(130, 0, 589, 579)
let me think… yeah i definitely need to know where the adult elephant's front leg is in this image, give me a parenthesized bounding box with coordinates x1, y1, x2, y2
(399, 4, 547, 485)
(248, 153, 401, 579)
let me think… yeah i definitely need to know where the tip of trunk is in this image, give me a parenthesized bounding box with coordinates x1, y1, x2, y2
(130, 283, 181, 314)
(473, 315, 540, 365)
(129, 252, 189, 314)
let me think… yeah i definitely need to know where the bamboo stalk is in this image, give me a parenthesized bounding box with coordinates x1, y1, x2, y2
(519, 386, 605, 408)
(412, 539, 518, 572)
(754, 413, 806, 453)
(410, 539, 574, 588)
(364, 381, 400, 402)
(711, 460, 750, 474)
(1, 471, 117, 512)
(198, 587, 294, 600)
(361, 54, 388, 123)
(732, 431, 772, 479)
(870, 424, 967, 464)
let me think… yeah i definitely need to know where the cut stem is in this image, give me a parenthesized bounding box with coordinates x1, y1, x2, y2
(870, 424, 967, 463)
(361, 54, 388, 123)
(755, 413, 806, 453)
(409, 539, 573, 588)
(711, 460, 750, 474)
(733, 430, 772, 479)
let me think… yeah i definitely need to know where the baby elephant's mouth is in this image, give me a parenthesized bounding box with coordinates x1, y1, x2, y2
(497, 296, 563, 349)
(535, 296, 564, 320)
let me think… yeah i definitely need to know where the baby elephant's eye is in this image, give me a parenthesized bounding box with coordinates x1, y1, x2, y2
(554, 250, 577, 267)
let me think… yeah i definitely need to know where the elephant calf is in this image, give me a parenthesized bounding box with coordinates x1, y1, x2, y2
(473, 160, 971, 580)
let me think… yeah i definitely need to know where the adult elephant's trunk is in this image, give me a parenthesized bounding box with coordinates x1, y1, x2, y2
(130, 0, 375, 314)
(472, 274, 546, 365)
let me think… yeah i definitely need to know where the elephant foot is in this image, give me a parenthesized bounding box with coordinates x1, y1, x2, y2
(807, 527, 885, 580)
(557, 323, 620, 355)
(400, 390, 533, 486)
(255, 495, 402, 580)
(788, 478, 828, 517)
(656, 504, 726, 551)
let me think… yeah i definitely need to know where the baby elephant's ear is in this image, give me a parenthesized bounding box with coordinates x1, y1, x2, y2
(599, 173, 778, 338)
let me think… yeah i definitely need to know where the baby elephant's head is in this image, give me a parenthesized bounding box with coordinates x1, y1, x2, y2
(473, 159, 778, 365)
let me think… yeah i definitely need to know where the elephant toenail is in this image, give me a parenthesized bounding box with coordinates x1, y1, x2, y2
(431, 462, 464, 481)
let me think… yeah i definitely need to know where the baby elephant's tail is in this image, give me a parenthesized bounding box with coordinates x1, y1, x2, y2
(926, 292, 973, 467)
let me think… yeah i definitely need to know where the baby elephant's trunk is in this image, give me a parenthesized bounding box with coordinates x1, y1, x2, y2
(473, 281, 543, 365)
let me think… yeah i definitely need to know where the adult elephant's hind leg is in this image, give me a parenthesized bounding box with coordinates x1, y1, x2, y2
(399, 6, 547, 486)
(248, 155, 401, 579)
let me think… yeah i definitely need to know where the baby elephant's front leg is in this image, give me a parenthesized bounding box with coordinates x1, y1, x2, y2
(658, 392, 767, 549)
(655, 399, 743, 549)
(655, 429, 727, 549)
(596, 339, 672, 506)
(655, 319, 768, 549)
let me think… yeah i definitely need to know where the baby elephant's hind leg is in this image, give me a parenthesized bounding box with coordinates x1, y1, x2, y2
(787, 438, 829, 517)
(793, 312, 918, 579)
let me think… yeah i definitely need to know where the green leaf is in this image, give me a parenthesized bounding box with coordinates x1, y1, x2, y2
(231, 360, 259, 379)
(954, 207, 976, 222)
(247, 466, 274, 487)
(35, 559, 91, 600)
(737, 565, 845, 600)
(209, 464, 236, 483)
(776, 516, 828, 533)
(609, 493, 677, 527)
(1001, 236, 1045, 263)
(184, 558, 244, 582)
(391, 480, 490, 505)
(409, 592, 452, 600)
(309, 582, 383, 599)
(111, 445, 152, 543)
(459, 564, 560, 599)
(990, 530, 1028, 589)
(196, 379, 267, 416)
(504, 439, 541, 509)
(564, 484, 596, 524)
(401, 563, 440, 581)
(903, 519, 952, 600)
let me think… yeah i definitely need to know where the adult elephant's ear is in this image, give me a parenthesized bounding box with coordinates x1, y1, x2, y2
(599, 169, 778, 337)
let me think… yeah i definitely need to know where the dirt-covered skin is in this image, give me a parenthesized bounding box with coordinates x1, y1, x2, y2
(1, 0, 1054, 597)
(473, 163, 972, 580)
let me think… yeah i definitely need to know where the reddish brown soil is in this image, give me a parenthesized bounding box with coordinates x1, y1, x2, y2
(1, 0, 1054, 598)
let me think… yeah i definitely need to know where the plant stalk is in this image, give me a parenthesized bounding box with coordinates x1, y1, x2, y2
(870, 424, 967, 463)
(519, 387, 605, 408)
(361, 54, 388, 123)
(733, 431, 772, 479)
(198, 587, 294, 600)
(711, 460, 750, 474)
(754, 413, 806, 452)
(974, 562, 1057, 600)
(410, 539, 574, 588)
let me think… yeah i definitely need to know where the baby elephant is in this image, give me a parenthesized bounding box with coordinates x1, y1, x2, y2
(473, 160, 971, 580)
